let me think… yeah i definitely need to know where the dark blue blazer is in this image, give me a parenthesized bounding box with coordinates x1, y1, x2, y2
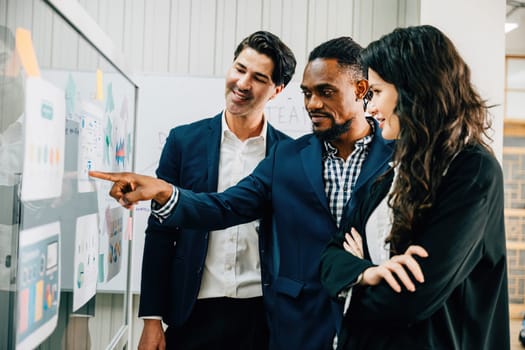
(138, 113, 289, 327)
(162, 118, 394, 350)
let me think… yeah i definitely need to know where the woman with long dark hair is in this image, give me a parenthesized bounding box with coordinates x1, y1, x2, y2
(320, 25, 509, 349)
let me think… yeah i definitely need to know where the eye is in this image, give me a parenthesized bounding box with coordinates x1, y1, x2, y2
(301, 90, 312, 98)
(320, 89, 334, 97)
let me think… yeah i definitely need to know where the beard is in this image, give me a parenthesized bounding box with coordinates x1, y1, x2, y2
(313, 118, 352, 142)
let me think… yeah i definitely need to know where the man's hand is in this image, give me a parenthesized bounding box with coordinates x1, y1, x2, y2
(361, 245, 428, 293)
(138, 319, 166, 350)
(88, 171, 173, 209)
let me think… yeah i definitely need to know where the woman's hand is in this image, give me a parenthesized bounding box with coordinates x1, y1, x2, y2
(362, 245, 428, 293)
(343, 227, 364, 258)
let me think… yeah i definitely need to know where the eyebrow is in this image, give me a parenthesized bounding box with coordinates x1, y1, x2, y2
(368, 83, 386, 89)
(236, 62, 271, 82)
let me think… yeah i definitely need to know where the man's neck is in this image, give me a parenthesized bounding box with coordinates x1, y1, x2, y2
(225, 111, 265, 141)
(330, 118, 372, 160)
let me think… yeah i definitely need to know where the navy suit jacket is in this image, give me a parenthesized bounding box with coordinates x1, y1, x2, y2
(138, 113, 289, 327)
(161, 118, 394, 350)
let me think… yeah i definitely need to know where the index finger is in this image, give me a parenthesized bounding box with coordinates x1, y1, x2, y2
(405, 245, 429, 258)
(89, 170, 124, 182)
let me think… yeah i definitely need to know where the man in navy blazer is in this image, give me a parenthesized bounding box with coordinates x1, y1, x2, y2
(91, 37, 394, 349)
(136, 31, 296, 349)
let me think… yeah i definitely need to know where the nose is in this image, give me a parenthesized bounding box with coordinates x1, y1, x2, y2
(237, 74, 251, 91)
(367, 100, 378, 116)
(306, 94, 323, 111)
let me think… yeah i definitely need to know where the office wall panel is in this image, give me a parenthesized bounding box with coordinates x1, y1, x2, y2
(213, 0, 237, 76)
(168, 0, 192, 73)
(188, 0, 217, 75)
(64, 0, 419, 76)
(32, 0, 54, 68)
(281, 0, 309, 74)
(143, 0, 171, 72)
(77, 0, 99, 70)
(261, 0, 283, 34)
(236, 0, 263, 41)
(124, 0, 145, 73)
(52, 14, 80, 70)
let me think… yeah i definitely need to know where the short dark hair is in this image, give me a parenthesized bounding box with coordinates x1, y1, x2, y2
(308, 36, 365, 80)
(234, 31, 296, 87)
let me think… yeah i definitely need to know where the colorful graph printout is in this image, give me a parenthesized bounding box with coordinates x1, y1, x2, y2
(73, 214, 99, 311)
(103, 206, 123, 282)
(21, 77, 65, 201)
(16, 222, 60, 350)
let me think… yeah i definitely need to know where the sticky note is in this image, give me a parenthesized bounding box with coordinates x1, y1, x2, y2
(34, 280, 44, 321)
(15, 28, 40, 77)
(18, 288, 29, 333)
(96, 69, 103, 100)
(126, 216, 133, 240)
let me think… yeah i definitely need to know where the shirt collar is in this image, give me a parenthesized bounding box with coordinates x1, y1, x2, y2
(220, 110, 267, 143)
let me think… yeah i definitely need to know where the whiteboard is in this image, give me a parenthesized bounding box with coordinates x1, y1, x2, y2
(130, 75, 311, 292)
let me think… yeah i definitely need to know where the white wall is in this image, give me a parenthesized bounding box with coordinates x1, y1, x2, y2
(421, 0, 506, 160)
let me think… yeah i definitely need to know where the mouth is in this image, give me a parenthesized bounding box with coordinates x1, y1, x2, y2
(309, 112, 331, 123)
(375, 116, 385, 128)
(231, 89, 251, 102)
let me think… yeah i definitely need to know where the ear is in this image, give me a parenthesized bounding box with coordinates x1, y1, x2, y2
(270, 84, 285, 100)
(354, 79, 369, 100)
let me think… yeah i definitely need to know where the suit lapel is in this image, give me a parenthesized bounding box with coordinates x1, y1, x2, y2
(340, 119, 394, 226)
(300, 135, 331, 214)
(266, 124, 278, 154)
(206, 113, 222, 192)
(353, 120, 394, 192)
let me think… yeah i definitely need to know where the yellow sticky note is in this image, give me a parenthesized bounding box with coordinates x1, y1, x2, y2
(35, 280, 44, 321)
(15, 28, 40, 77)
(96, 69, 103, 100)
(126, 216, 133, 240)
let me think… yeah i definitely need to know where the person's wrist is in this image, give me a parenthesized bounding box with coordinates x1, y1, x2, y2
(143, 318, 162, 327)
(154, 180, 173, 206)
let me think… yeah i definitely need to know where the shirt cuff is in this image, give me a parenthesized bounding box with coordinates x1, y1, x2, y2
(151, 184, 178, 222)
(141, 316, 162, 320)
(337, 273, 363, 315)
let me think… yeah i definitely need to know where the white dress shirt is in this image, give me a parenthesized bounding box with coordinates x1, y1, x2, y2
(197, 114, 267, 299)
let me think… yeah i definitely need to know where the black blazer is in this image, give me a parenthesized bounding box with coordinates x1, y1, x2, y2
(321, 144, 510, 349)
(138, 113, 289, 327)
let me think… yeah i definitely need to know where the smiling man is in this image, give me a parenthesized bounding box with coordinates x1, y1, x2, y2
(137, 31, 296, 350)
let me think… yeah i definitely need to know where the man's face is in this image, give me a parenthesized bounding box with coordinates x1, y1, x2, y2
(300, 58, 363, 141)
(224, 47, 282, 118)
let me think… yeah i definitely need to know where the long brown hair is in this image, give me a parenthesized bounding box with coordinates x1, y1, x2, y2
(360, 25, 492, 252)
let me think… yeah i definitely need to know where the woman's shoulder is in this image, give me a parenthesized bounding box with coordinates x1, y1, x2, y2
(447, 144, 502, 186)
